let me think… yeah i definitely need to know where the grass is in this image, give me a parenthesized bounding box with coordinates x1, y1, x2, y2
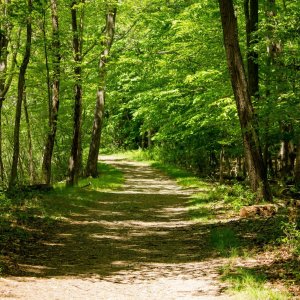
(0, 162, 124, 275)
(55, 163, 124, 191)
(220, 266, 292, 300)
(38, 162, 124, 218)
(210, 227, 240, 257)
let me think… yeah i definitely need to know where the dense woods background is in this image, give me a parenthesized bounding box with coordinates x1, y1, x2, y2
(0, 0, 299, 198)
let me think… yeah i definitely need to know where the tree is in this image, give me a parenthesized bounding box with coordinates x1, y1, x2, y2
(67, 0, 84, 186)
(9, 0, 32, 189)
(218, 0, 272, 201)
(0, 0, 19, 183)
(244, 0, 259, 97)
(295, 141, 300, 187)
(0, 1, 10, 183)
(85, 6, 117, 177)
(41, 0, 61, 185)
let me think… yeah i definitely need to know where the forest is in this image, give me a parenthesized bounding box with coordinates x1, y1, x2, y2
(0, 0, 299, 195)
(0, 0, 300, 298)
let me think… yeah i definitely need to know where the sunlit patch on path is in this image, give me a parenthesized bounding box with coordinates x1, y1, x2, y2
(0, 156, 232, 300)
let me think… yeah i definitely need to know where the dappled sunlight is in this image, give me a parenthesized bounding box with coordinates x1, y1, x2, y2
(105, 159, 196, 196)
(2, 157, 292, 298)
(89, 233, 125, 241)
(1, 157, 256, 299)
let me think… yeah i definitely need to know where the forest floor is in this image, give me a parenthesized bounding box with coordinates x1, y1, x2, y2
(0, 155, 299, 299)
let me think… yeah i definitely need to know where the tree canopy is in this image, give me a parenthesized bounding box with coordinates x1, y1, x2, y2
(0, 0, 299, 198)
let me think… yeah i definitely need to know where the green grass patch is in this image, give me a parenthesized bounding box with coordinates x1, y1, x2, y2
(55, 162, 124, 191)
(78, 164, 123, 190)
(151, 162, 209, 188)
(210, 227, 241, 257)
(118, 149, 155, 162)
(42, 162, 124, 218)
(220, 267, 291, 300)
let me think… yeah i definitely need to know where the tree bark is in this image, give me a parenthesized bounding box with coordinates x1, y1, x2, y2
(9, 0, 32, 189)
(0, 100, 4, 182)
(67, 0, 84, 186)
(218, 0, 272, 201)
(219, 146, 224, 183)
(244, 0, 259, 97)
(0, 0, 11, 182)
(23, 88, 35, 183)
(295, 141, 300, 187)
(41, 0, 61, 185)
(85, 7, 117, 177)
(41, 7, 52, 118)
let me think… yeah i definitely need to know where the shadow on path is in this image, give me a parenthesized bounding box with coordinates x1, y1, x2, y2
(16, 158, 216, 280)
(2, 157, 284, 299)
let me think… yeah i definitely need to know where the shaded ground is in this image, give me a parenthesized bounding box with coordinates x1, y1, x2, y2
(0, 156, 297, 299)
(0, 156, 233, 299)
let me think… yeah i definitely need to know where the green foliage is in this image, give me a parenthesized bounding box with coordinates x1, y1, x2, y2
(189, 183, 255, 222)
(220, 184, 255, 210)
(279, 221, 300, 255)
(3, 0, 298, 189)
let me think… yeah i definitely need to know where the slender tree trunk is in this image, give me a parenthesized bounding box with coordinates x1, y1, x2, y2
(23, 88, 35, 183)
(219, 146, 224, 183)
(236, 156, 243, 178)
(41, 0, 61, 185)
(0, 0, 10, 183)
(218, 0, 272, 201)
(85, 7, 117, 177)
(9, 0, 32, 189)
(67, 0, 84, 186)
(295, 141, 300, 187)
(244, 0, 259, 97)
(278, 123, 294, 180)
(41, 7, 52, 118)
(0, 100, 4, 182)
(141, 132, 145, 150)
(264, 0, 280, 180)
(148, 129, 152, 149)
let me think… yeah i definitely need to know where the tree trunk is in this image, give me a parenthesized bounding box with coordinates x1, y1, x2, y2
(41, 0, 61, 185)
(219, 146, 224, 183)
(218, 0, 272, 201)
(278, 122, 294, 180)
(41, 7, 52, 118)
(295, 141, 300, 187)
(0, 100, 4, 182)
(0, 0, 11, 183)
(141, 132, 145, 150)
(23, 88, 35, 183)
(148, 129, 152, 149)
(67, 0, 84, 186)
(85, 7, 117, 177)
(9, 0, 32, 189)
(244, 0, 259, 97)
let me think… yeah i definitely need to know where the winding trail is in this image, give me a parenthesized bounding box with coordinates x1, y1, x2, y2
(0, 156, 231, 299)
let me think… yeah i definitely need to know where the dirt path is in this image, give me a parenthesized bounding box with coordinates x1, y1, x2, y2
(0, 156, 231, 299)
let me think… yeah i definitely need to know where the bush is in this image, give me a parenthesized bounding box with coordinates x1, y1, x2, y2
(280, 221, 300, 255)
(209, 183, 255, 210)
